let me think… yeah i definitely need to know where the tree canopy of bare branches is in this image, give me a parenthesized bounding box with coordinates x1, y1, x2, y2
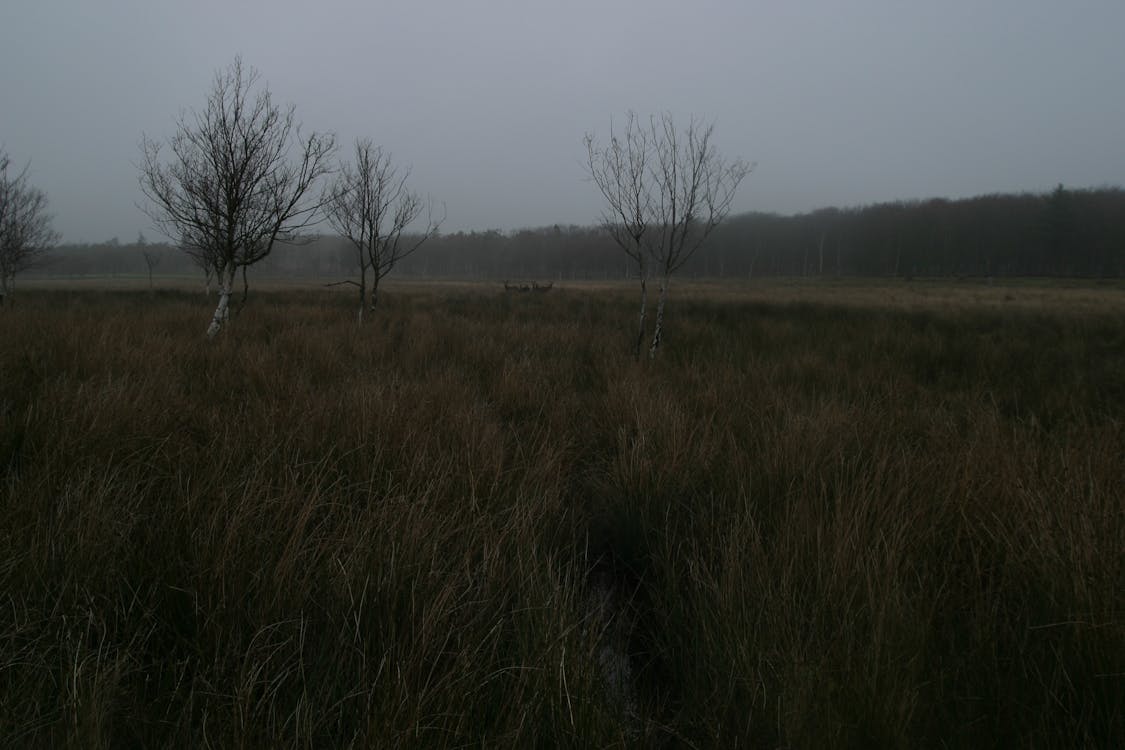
(324, 139, 443, 323)
(139, 57, 335, 336)
(586, 113, 652, 357)
(0, 149, 59, 302)
(586, 113, 751, 357)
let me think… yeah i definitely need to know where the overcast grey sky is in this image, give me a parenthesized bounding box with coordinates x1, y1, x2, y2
(2, 1, 1123, 243)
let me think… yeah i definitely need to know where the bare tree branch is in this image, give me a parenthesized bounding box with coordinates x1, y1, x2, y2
(139, 57, 336, 335)
(324, 139, 443, 323)
(643, 114, 751, 356)
(587, 113, 751, 357)
(586, 112, 655, 358)
(0, 149, 60, 301)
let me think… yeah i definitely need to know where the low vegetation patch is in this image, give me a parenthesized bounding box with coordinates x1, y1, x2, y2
(1, 281, 1122, 747)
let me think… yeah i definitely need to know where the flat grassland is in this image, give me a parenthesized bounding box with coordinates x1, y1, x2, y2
(1, 280, 1122, 747)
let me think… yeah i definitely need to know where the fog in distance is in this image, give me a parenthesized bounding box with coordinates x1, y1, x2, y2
(2, 0, 1123, 243)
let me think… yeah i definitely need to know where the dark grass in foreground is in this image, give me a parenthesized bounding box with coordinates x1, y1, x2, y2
(1, 283, 1122, 747)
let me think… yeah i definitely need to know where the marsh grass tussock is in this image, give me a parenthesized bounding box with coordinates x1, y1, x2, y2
(0, 281, 1122, 747)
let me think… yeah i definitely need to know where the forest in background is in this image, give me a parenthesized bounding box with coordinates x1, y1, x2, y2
(31, 185, 1125, 282)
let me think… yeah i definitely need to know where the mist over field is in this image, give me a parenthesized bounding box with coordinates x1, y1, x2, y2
(2, 1, 1125, 243)
(31, 185, 1125, 283)
(2, 2, 1124, 747)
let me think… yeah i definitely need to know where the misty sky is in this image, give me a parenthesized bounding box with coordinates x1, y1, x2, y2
(2, 1, 1124, 243)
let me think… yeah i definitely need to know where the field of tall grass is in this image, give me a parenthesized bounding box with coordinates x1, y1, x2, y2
(1, 280, 1122, 747)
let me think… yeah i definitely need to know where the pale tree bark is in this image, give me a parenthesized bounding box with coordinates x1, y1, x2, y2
(648, 276, 669, 358)
(356, 267, 367, 324)
(140, 57, 335, 337)
(635, 261, 649, 359)
(325, 139, 443, 324)
(206, 264, 236, 338)
(352, 241, 369, 324)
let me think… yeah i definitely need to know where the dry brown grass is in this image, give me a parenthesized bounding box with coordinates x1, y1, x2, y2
(1, 281, 1122, 747)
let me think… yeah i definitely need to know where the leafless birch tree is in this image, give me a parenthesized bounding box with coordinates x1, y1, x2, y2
(0, 149, 59, 303)
(586, 113, 750, 357)
(644, 115, 751, 356)
(139, 57, 335, 336)
(585, 113, 652, 359)
(324, 139, 443, 323)
(136, 232, 160, 291)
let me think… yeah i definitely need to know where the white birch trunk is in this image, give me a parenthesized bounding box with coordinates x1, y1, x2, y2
(648, 276, 669, 359)
(206, 266, 235, 338)
(356, 266, 367, 325)
(634, 273, 648, 360)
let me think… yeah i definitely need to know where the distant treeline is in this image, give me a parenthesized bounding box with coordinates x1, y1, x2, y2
(35, 185, 1125, 281)
(711, 185, 1125, 279)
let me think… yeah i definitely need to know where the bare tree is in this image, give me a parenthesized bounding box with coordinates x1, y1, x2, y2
(324, 139, 443, 323)
(588, 113, 749, 357)
(136, 231, 160, 291)
(643, 115, 751, 356)
(585, 113, 653, 359)
(0, 149, 59, 303)
(139, 57, 335, 336)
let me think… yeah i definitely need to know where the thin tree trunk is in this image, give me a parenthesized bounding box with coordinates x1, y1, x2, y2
(239, 265, 249, 309)
(648, 276, 669, 359)
(206, 266, 235, 338)
(356, 272, 366, 325)
(370, 274, 381, 313)
(634, 271, 648, 360)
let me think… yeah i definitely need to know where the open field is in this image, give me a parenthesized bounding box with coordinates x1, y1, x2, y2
(20, 272, 1125, 308)
(1, 281, 1123, 747)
